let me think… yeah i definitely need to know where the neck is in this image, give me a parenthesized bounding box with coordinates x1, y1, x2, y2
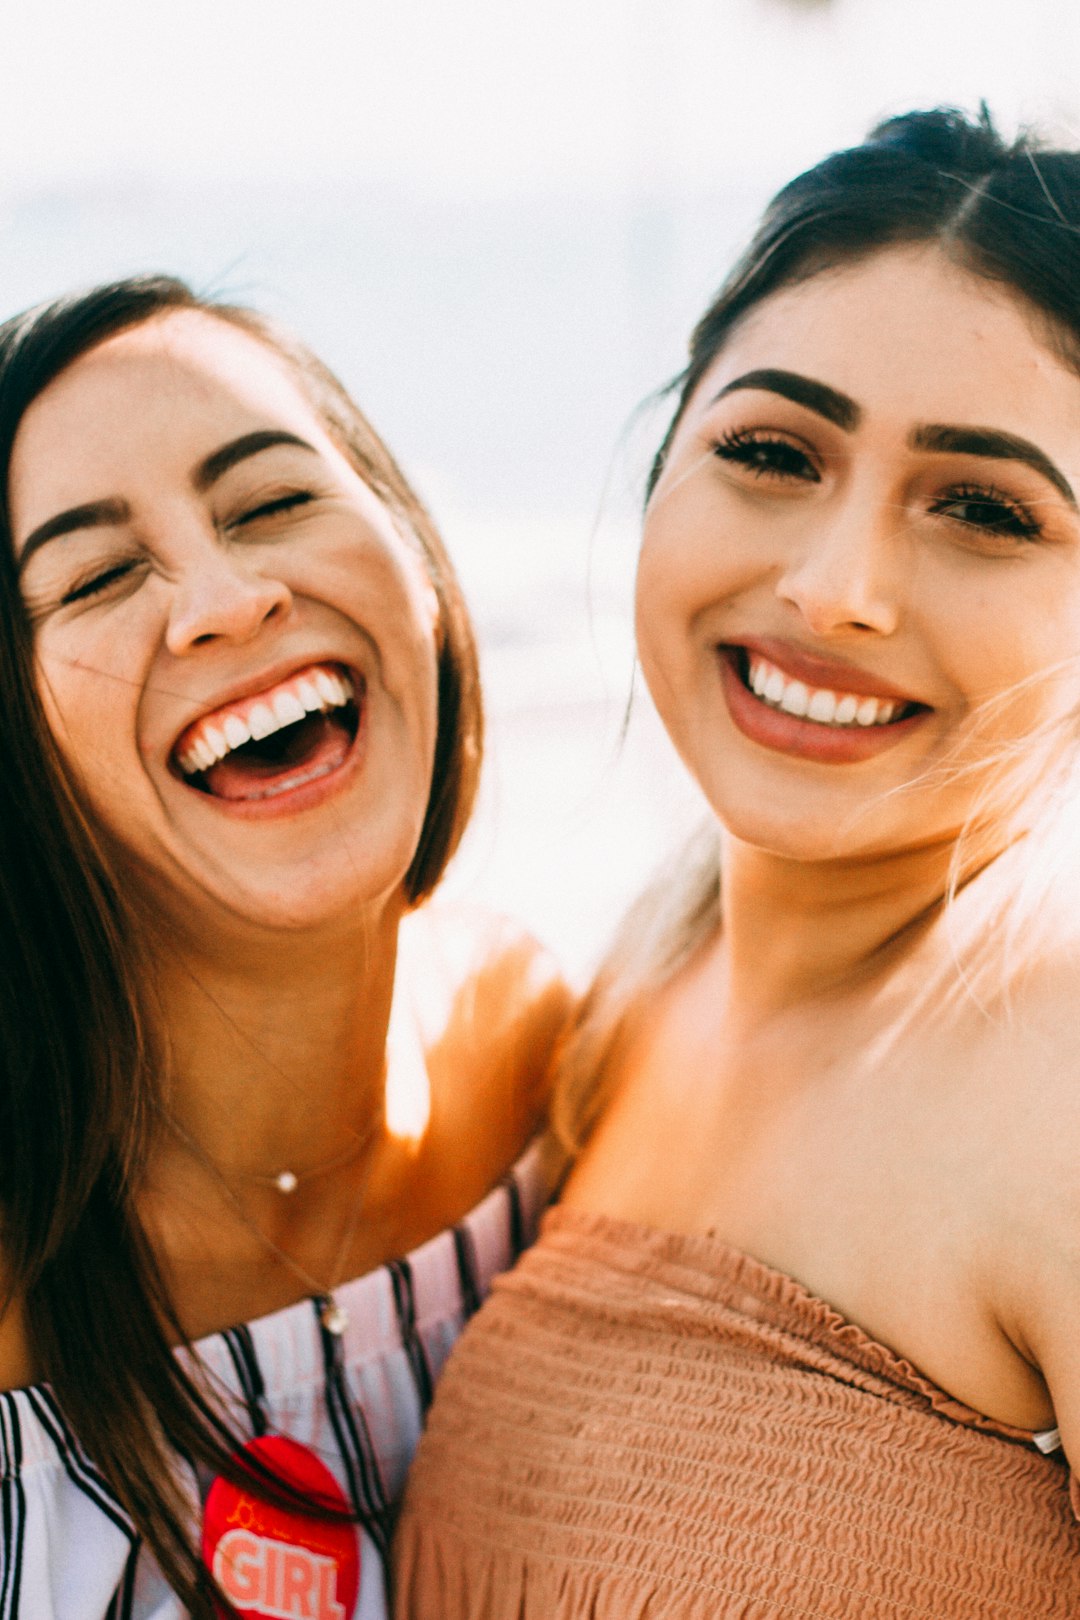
(149, 901, 403, 1184)
(716, 828, 997, 1027)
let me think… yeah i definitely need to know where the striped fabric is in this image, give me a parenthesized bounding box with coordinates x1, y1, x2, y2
(0, 1142, 545, 1620)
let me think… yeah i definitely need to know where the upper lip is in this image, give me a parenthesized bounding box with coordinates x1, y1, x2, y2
(728, 636, 925, 706)
(165, 653, 360, 762)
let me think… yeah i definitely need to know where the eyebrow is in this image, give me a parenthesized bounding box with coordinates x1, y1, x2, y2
(192, 429, 318, 491)
(16, 497, 131, 577)
(16, 428, 320, 575)
(909, 423, 1077, 509)
(711, 368, 1076, 509)
(712, 368, 861, 432)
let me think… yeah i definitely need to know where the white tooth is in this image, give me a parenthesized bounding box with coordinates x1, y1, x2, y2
(297, 678, 323, 712)
(834, 695, 859, 725)
(855, 697, 881, 726)
(204, 725, 227, 762)
(326, 673, 348, 705)
(247, 703, 279, 741)
(314, 671, 339, 706)
(764, 668, 786, 704)
(749, 660, 768, 697)
(179, 750, 198, 775)
(223, 713, 251, 749)
(194, 739, 216, 771)
(273, 690, 307, 727)
(339, 671, 355, 700)
(779, 680, 809, 718)
(807, 689, 838, 723)
(876, 701, 896, 724)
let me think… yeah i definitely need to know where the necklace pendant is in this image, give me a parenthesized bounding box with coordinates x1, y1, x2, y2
(321, 1298, 348, 1336)
(274, 1170, 299, 1194)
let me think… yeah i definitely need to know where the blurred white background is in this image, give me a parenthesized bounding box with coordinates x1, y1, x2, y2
(3, 0, 1075, 974)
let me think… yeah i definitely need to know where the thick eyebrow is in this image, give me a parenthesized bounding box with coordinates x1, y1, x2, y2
(192, 429, 319, 492)
(16, 428, 321, 576)
(712, 368, 861, 432)
(17, 497, 131, 577)
(909, 423, 1077, 509)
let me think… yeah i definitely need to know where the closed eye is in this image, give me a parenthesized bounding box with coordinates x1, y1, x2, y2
(712, 429, 820, 484)
(60, 560, 138, 605)
(231, 490, 316, 528)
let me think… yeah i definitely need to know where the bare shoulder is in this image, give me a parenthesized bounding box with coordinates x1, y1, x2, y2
(399, 902, 575, 1148)
(983, 944, 1080, 1139)
(970, 949, 1080, 1453)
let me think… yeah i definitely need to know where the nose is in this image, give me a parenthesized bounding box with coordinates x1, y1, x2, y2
(775, 492, 903, 639)
(164, 554, 293, 656)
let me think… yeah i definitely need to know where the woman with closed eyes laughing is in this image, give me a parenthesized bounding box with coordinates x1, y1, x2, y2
(0, 279, 569, 1617)
(395, 109, 1080, 1617)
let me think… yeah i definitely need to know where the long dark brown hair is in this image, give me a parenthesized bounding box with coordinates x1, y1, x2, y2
(0, 275, 483, 1609)
(557, 104, 1080, 1149)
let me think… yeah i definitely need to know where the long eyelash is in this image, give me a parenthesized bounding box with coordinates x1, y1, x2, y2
(60, 561, 136, 605)
(711, 428, 818, 481)
(933, 482, 1043, 539)
(234, 491, 315, 525)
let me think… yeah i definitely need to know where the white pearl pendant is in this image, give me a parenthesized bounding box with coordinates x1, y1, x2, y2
(321, 1299, 348, 1336)
(275, 1170, 299, 1194)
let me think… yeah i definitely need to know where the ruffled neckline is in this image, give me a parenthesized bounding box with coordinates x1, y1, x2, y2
(541, 1202, 1053, 1448)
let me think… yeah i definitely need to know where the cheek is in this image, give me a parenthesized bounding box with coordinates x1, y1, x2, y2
(33, 637, 141, 820)
(635, 496, 740, 682)
(938, 582, 1080, 731)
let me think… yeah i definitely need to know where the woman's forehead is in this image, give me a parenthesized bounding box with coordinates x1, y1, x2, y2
(22, 309, 313, 432)
(8, 310, 334, 525)
(691, 246, 1079, 435)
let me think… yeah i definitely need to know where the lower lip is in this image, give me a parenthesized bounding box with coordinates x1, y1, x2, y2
(176, 704, 367, 820)
(718, 648, 929, 764)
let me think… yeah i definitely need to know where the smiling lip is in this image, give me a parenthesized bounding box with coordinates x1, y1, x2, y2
(735, 637, 921, 704)
(718, 643, 930, 764)
(171, 660, 358, 772)
(168, 657, 366, 819)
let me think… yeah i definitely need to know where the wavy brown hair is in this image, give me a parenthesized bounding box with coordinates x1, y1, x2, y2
(0, 275, 482, 1610)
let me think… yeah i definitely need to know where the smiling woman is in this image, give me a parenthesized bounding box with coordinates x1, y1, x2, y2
(395, 109, 1080, 1618)
(0, 277, 569, 1618)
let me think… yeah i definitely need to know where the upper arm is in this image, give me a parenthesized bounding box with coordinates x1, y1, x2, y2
(404, 903, 575, 1151)
(982, 965, 1080, 1472)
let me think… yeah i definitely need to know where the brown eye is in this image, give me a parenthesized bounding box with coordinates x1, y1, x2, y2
(930, 485, 1041, 542)
(712, 430, 820, 483)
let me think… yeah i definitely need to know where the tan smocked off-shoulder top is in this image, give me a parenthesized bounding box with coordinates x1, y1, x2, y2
(394, 1206, 1080, 1619)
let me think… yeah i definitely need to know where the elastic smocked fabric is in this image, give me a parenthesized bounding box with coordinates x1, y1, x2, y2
(395, 1205, 1080, 1619)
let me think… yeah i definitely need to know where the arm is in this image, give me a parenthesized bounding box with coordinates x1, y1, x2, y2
(401, 903, 575, 1187)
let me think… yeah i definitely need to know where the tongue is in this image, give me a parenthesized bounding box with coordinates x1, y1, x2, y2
(201, 713, 351, 802)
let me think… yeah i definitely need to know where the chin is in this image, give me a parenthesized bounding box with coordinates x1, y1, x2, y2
(691, 772, 903, 864)
(122, 822, 422, 947)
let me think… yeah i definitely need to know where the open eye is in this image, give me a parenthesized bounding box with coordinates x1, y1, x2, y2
(929, 484, 1042, 544)
(711, 428, 820, 484)
(60, 560, 139, 606)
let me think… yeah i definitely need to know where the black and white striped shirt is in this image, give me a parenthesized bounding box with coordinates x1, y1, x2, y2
(0, 1141, 545, 1619)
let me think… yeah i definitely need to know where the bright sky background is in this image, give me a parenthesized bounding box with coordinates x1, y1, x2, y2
(5, 0, 1079, 962)
(2, 0, 1076, 199)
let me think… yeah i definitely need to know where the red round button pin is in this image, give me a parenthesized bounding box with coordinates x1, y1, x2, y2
(202, 1435, 361, 1619)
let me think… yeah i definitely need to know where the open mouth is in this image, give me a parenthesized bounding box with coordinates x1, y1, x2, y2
(172, 663, 363, 803)
(729, 646, 924, 728)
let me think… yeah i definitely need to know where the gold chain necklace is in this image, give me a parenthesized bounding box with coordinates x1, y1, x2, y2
(164, 1107, 385, 1335)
